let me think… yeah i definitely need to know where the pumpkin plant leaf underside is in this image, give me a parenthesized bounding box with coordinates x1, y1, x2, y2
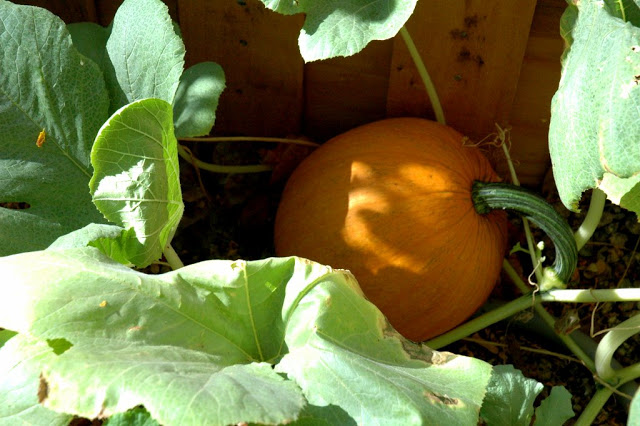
(0, 1, 109, 256)
(89, 98, 184, 268)
(260, 0, 418, 62)
(0, 249, 493, 425)
(549, 1, 640, 214)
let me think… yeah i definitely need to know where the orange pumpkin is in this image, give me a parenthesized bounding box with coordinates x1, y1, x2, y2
(274, 118, 508, 341)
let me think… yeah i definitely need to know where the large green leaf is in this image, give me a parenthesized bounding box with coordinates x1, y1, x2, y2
(89, 98, 183, 267)
(105, 0, 185, 111)
(0, 1, 109, 255)
(604, 0, 640, 25)
(68, 3, 224, 138)
(173, 62, 226, 138)
(0, 248, 492, 424)
(277, 274, 492, 425)
(479, 365, 544, 426)
(260, 0, 417, 62)
(67, 22, 112, 78)
(43, 344, 304, 424)
(549, 0, 640, 213)
(0, 333, 72, 426)
(48, 223, 134, 265)
(534, 386, 575, 426)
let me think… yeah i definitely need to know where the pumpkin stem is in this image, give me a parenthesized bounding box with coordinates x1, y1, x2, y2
(471, 181, 578, 289)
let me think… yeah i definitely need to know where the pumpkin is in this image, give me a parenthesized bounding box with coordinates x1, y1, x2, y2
(274, 118, 577, 341)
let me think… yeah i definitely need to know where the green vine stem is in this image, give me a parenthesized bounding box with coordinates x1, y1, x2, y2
(425, 292, 536, 349)
(541, 288, 640, 303)
(505, 259, 596, 372)
(179, 136, 320, 147)
(425, 261, 626, 376)
(163, 243, 184, 270)
(574, 187, 606, 251)
(399, 26, 446, 125)
(575, 359, 640, 425)
(615, 362, 640, 391)
(177, 145, 272, 174)
(595, 313, 640, 382)
(473, 181, 578, 287)
(575, 387, 614, 426)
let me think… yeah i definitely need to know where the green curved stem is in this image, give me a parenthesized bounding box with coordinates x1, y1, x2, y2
(595, 313, 640, 381)
(399, 26, 446, 125)
(473, 181, 578, 287)
(615, 362, 640, 389)
(179, 136, 320, 147)
(574, 188, 606, 251)
(163, 243, 184, 270)
(178, 145, 272, 174)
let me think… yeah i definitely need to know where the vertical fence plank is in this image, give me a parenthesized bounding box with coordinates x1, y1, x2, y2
(387, 1, 537, 142)
(506, 0, 566, 185)
(302, 40, 394, 141)
(178, 0, 304, 137)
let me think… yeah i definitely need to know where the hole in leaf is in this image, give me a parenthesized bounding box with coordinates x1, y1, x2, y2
(0, 202, 31, 209)
(47, 338, 73, 355)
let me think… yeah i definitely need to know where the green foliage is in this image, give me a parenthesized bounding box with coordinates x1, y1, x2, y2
(550, 0, 640, 213)
(89, 99, 184, 267)
(604, 0, 640, 25)
(480, 364, 544, 425)
(104, 407, 160, 426)
(0, 334, 73, 426)
(534, 386, 575, 426)
(480, 367, 574, 426)
(0, 1, 109, 255)
(0, 0, 223, 257)
(174, 62, 226, 138)
(0, 329, 17, 348)
(105, 0, 184, 112)
(0, 250, 493, 424)
(260, 0, 417, 62)
(0, 0, 593, 424)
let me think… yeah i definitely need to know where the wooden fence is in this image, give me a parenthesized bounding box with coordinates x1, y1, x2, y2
(21, 0, 567, 185)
